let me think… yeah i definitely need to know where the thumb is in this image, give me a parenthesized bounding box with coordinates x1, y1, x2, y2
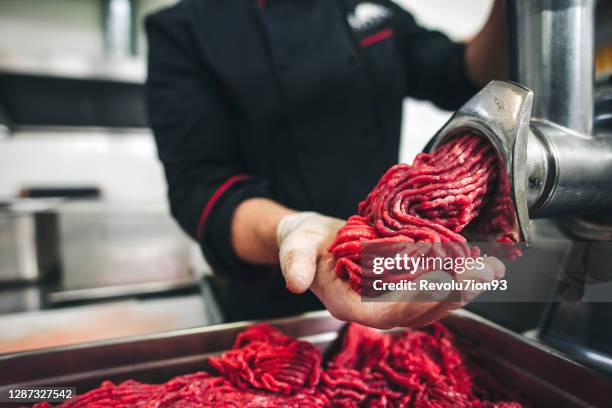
(279, 239, 317, 294)
(404, 259, 504, 328)
(454, 255, 504, 305)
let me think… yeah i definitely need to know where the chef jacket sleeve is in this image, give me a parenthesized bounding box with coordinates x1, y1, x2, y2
(387, 2, 480, 111)
(145, 11, 274, 283)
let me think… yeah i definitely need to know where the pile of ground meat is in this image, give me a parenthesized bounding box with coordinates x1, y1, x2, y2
(33, 323, 525, 407)
(328, 132, 519, 293)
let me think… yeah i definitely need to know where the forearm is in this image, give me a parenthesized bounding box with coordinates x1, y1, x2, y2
(465, 0, 507, 86)
(231, 198, 296, 264)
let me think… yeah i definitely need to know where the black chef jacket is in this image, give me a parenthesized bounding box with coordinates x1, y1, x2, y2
(145, 0, 478, 321)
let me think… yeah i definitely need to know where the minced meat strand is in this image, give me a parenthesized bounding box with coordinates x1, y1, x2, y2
(328, 133, 519, 293)
(321, 323, 524, 407)
(208, 323, 322, 394)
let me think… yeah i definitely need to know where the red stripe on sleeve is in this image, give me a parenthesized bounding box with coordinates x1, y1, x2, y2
(360, 28, 394, 47)
(196, 174, 251, 240)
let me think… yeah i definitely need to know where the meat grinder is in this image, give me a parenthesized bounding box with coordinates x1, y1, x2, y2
(431, 0, 609, 243)
(429, 0, 612, 373)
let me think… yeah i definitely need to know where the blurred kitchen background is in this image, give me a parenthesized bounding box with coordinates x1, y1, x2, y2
(0, 0, 611, 356)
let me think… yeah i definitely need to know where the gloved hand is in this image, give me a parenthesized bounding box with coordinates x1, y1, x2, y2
(277, 212, 506, 329)
(276, 212, 345, 294)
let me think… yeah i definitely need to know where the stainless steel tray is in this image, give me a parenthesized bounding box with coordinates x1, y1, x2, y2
(0, 310, 610, 407)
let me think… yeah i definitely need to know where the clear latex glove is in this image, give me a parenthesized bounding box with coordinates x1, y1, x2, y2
(276, 212, 345, 294)
(277, 212, 506, 329)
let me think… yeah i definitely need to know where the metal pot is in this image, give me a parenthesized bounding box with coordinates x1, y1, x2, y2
(0, 199, 61, 285)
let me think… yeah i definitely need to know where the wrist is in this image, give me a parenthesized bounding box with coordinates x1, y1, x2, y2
(232, 198, 295, 264)
(276, 212, 323, 246)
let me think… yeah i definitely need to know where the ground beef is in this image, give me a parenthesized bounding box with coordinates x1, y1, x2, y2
(320, 323, 524, 408)
(208, 323, 322, 394)
(33, 323, 525, 408)
(328, 133, 519, 293)
(31, 372, 328, 408)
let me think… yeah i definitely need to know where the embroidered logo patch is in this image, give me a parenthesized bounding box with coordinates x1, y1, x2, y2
(347, 2, 392, 32)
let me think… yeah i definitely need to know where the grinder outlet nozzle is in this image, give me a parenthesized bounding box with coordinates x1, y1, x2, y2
(430, 80, 534, 243)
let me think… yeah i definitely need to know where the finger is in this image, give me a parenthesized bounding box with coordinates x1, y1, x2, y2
(314, 267, 451, 329)
(405, 298, 460, 328)
(280, 242, 318, 294)
(361, 271, 448, 328)
(308, 253, 429, 329)
(455, 256, 503, 304)
(484, 256, 506, 280)
(365, 300, 440, 330)
(408, 257, 506, 327)
(310, 255, 362, 321)
(375, 271, 453, 328)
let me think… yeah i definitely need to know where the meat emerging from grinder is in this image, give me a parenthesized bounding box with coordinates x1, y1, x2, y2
(33, 323, 525, 408)
(328, 132, 520, 293)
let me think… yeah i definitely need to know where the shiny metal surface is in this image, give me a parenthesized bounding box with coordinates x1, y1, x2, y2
(524, 125, 552, 212)
(526, 120, 612, 217)
(0, 310, 610, 407)
(0, 287, 42, 315)
(508, 0, 612, 218)
(508, 0, 595, 136)
(431, 0, 612, 241)
(508, 0, 612, 233)
(540, 299, 612, 375)
(103, 0, 135, 57)
(57, 201, 193, 292)
(560, 82, 612, 240)
(431, 80, 534, 242)
(429, 0, 612, 376)
(0, 200, 60, 284)
(46, 278, 197, 305)
(511, 0, 612, 218)
(558, 215, 612, 240)
(0, 199, 200, 308)
(594, 82, 612, 132)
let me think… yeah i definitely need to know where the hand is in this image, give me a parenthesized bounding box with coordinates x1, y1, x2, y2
(277, 212, 506, 329)
(311, 253, 505, 329)
(277, 212, 346, 293)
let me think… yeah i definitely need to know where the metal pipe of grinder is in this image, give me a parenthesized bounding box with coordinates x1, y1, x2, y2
(429, 0, 611, 241)
(509, 0, 594, 135)
(103, 0, 135, 57)
(511, 0, 612, 217)
(526, 122, 612, 217)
